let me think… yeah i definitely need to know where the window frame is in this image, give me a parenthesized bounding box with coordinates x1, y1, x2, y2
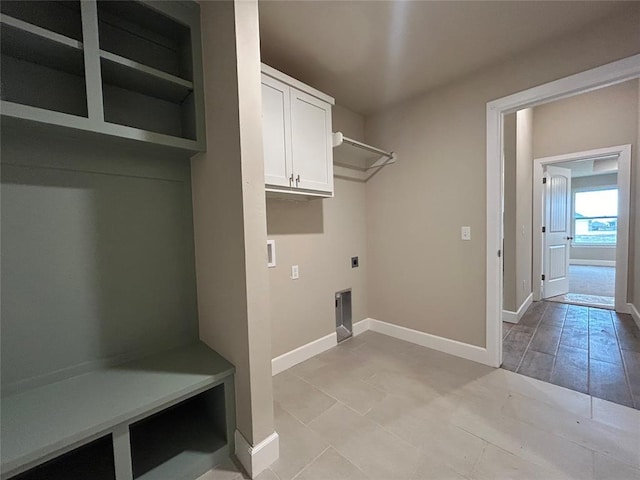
(571, 184, 618, 247)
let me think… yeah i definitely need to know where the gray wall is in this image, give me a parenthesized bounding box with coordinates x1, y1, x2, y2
(267, 104, 368, 358)
(636, 79, 640, 309)
(191, 0, 275, 446)
(503, 113, 517, 312)
(503, 109, 534, 314)
(516, 109, 534, 310)
(364, 6, 639, 347)
(1, 125, 198, 394)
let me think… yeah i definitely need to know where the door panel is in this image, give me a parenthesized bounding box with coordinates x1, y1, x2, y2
(543, 166, 572, 298)
(290, 88, 333, 193)
(262, 76, 292, 188)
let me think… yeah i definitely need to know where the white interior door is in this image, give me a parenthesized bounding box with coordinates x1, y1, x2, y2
(543, 166, 572, 298)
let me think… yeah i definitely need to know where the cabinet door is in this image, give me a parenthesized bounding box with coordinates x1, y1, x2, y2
(290, 88, 333, 193)
(262, 75, 293, 188)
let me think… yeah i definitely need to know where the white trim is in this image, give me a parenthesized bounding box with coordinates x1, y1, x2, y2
(271, 332, 337, 376)
(532, 145, 630, 312)
(353, 318, 371, 336)
(272, 316, 493, 378)
(502, 293, 533, 324)
(628, 303, 640, 330)
(486, 54, 640, 368)
(569, 259, 616, 267)
(234, 431, 279, 478)
(367, 318, 492, 366)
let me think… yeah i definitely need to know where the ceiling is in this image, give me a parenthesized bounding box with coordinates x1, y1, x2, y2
(559, 157, 619, 178)
(259, 1, 631, 115)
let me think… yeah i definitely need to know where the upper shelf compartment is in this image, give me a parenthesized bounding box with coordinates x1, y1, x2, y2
(0, 8, 88, 119)
(0, 0, 205, 154)
(332, 132, 396, 182)
(0, 1, 83, 42)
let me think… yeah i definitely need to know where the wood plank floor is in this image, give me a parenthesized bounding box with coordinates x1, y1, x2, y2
(502, 301, 640, 409)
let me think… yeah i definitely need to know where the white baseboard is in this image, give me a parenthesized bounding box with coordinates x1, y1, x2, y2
(353, 318, 370, 336)
(570, 259, 616, 267)
(502, 293, 533, 324)
(271, 332, 337, 376)
(628, 303, 640, 329)
(235, 430, 279, 479)
(271, 315, 493, 377)
(366, 318, 492, 366)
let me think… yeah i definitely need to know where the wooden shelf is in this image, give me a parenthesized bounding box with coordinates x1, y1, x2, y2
(130, 388, 229, 480)
(97, 0, 192, 81)
(100, 50, 193, 104)
(0, 14, 84, 76)
(9, 436, 116, 480)
(1, 343, 234, 478)
(0, 1, 206, 153)
(0, 1, 83, 43)
(1, 103, 201, 153)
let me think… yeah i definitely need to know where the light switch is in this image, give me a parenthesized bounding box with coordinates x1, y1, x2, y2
(461, 226, 471, 241)
(291, 265, 299, 279)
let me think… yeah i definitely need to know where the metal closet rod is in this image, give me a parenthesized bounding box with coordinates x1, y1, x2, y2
(333, 132, 394, 159)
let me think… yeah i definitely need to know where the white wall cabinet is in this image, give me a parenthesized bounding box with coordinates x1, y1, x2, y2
(261, 64, 334, 197)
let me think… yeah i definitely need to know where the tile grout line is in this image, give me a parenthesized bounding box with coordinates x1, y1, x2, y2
(289, 446, 332, 480)
(548, 304, 569, 383)
(610, 310, 637, 409)
(468, 441, 489, 478)
(514, 302, 549, 373)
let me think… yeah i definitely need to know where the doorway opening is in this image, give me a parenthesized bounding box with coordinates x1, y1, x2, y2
(484, 55, 640, 370)
(494, 76, 638, 408)
(531, 145, 631, 313)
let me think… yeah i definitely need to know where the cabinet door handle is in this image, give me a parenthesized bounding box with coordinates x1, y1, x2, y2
(296, 174, 300, 186)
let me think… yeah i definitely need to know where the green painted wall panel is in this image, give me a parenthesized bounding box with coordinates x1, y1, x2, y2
(1, 126, 199, 393)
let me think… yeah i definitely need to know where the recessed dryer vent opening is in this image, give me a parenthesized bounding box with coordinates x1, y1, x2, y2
(335, 289, 352, 343)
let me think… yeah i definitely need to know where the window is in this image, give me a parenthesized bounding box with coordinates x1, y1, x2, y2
(573, 188, 617, 245)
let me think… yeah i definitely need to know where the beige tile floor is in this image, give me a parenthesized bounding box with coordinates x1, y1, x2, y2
(200, 331, 640, 480)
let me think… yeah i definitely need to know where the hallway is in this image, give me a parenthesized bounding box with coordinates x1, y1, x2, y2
(502, 301, 640, 409)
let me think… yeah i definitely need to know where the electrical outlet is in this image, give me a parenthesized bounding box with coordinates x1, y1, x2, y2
(461, 226, 471, 241)
(291, 265, 299, 280)
(351, 256, 359, 268)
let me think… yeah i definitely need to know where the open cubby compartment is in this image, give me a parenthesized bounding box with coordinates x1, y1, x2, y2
(97, 1, 193, 81)
(0, 1, 82, 42)
(129, 385, 228, 480)
(102, 77, 196, 140)
(9, 435, 115, 480)
(0, 17, 88, 117)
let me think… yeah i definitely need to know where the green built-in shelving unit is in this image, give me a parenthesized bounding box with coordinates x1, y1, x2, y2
(0, 0, 206, 152)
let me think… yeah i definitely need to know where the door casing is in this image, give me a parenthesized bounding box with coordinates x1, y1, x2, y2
(532, 146, 631, 310)
(484, 54, 640, 368)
